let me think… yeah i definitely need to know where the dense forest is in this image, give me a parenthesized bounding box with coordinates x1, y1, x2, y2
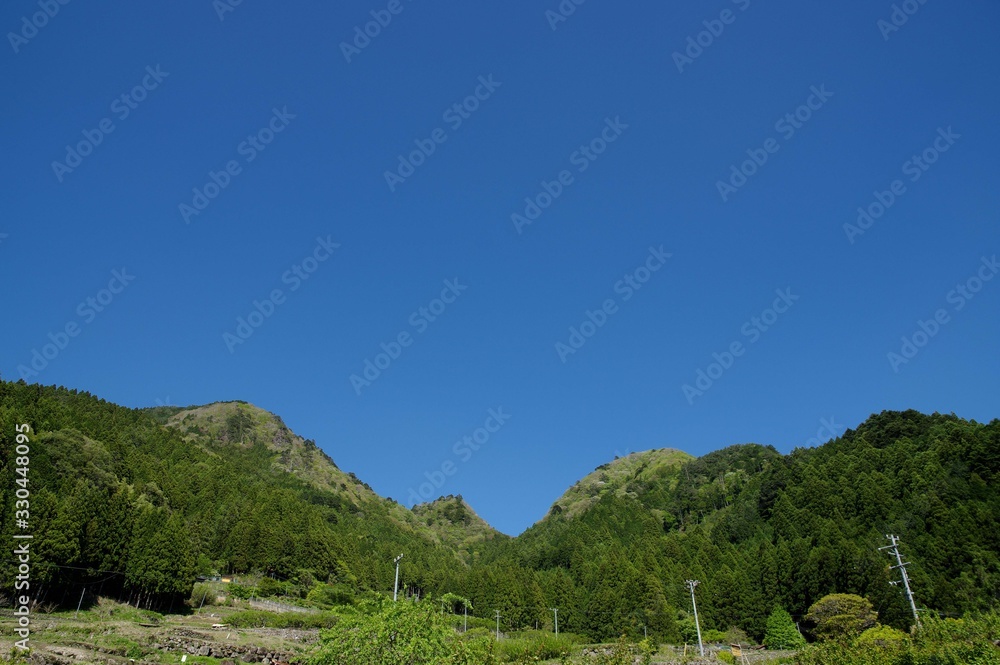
(1, 379, 998, 643)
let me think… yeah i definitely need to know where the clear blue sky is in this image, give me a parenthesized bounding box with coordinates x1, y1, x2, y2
(2, 1, 998, 535)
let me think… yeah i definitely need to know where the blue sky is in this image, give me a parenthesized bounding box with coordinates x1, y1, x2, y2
(2, 0, 998, 535)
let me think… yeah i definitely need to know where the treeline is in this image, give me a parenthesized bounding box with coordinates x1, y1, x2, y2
(0, 381, 464, 610)
(443, 411, 1000, 641)
(2, 380, 998, 644)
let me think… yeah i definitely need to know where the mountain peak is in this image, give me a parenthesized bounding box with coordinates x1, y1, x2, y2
(543, 447, 694, 521)
(162, 401, 376, 506)
(411, 494, 507, 556)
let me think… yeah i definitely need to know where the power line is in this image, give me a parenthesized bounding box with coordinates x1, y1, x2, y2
(879, 534, 921, 628)
(686, 580, 704, 657)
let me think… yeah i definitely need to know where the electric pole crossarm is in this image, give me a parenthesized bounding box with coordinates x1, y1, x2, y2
(393, 554, 403, 602)
(686, 580, 704, 657)
(881, 535, 921, 628)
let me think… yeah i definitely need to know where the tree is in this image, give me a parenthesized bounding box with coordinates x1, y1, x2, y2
(306, 598, 496, 665)
(763, 607, 805, 650)
(804, 593, 877, 641)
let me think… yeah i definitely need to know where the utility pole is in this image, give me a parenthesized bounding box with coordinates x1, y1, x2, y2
(75, 588, 86, 617)
(464, 604, 468, 632)
(686, 580, 704, 657)
(880, 535, 921, 628)
(393, 554, 404, 602)
(495, 610, 501, 640)
(550, 607, 558, 636)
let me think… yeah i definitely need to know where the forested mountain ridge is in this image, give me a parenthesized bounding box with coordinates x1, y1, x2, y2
(540, 448, 694, 522)
(0, 381, 479, 609)
(1, 379, 998, 645)
(411, 495, 506, 563)
(487, 412, 1000, 640)
(156, 401, 389, 511)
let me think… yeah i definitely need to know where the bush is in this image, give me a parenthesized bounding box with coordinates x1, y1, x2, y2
(804, 594, 877, 641)
(93, 597, 163, 624)
(227, 582, 253, 600)
(306, 599, 498, 665)
(702, 629, 728, 643)
(189, 583, 218, 608)
(764, 607, 806, 650)
(856, 625, 908, 649)
(797, 613, 1000, 665)
(578, 636, 654, 665)
(226, 609, 338, 629)
(306, 583, 355, 608)
(495, 631, 575, 662)
(256, 576, 287, 598)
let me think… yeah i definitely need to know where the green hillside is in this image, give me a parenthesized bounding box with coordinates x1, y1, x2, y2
(411, 494, 507, 564)
(2, 379, 998, 646)
(0, 382, 472, 610)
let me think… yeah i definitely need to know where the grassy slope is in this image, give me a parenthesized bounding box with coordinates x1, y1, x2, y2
(542, 448, 694, 521)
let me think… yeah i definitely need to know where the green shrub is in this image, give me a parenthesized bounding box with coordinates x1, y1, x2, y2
(856, 625, 909, 649)
(226, 609, 338, 629)
(227, 582, 253, 599)
(306, 583, 355, 608)
(495, 631, 575, 662)
(804, 594, 877, 642)
(306, 599, 497, 665)
(189, 582, 219, 608)
(578, 636, 654, 665)
(703, 629, 728, 643)
(797, 612, 1000, 665)
(763, 607, 806, 650)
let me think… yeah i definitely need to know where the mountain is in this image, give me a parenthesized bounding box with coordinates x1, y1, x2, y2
(411, 495, 506, 563)
(155, 401, 379, 507)
(0, 382, 476, 608)
(540, 448, 694, 521)
(2, 380, 998, 645)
